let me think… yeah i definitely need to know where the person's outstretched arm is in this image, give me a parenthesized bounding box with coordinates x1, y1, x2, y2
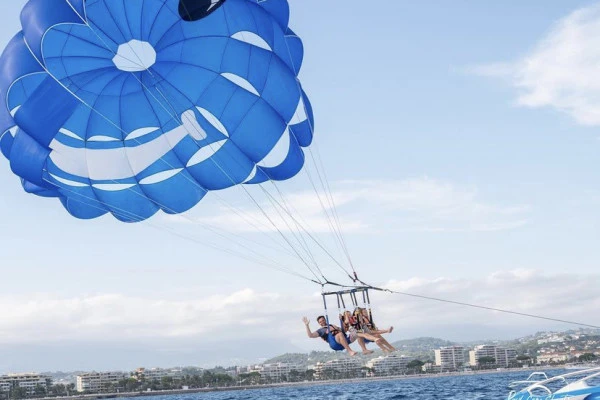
(303, 317, 320, 338)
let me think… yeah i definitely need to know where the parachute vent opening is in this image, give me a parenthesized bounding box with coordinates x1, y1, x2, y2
(112, 40, 156, 72)
(179, 0, 226, 22)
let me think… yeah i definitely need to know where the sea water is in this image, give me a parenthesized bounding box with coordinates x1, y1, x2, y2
(123, 370, 552, 400)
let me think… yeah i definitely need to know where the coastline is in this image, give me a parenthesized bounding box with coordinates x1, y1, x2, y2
(42, 366, 566, 400)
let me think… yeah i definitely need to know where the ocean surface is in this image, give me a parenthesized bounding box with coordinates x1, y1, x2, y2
(121, 370, 556, 400)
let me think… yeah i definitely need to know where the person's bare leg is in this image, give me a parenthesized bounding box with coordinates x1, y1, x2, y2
(366, 333, 396, 352)
(356, 337, 373, 355)
(379, 337, 396, 352)
(335, 333, 357, 356)
(359, 333, 388, 352)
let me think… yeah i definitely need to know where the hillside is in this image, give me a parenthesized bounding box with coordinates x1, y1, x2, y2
(263, 329, 600, 367)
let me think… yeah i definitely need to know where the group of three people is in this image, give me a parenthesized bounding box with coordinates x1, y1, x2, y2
(303, 307, 396, 356)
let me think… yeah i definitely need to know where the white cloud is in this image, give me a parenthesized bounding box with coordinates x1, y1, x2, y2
(0, 288, 319, 344)
(472, 4, 600, 126)
(165, 178, 529, 234)
(1, 270, 595, 347)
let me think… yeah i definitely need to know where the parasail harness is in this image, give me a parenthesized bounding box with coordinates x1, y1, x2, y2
(320, 285, 375, 351)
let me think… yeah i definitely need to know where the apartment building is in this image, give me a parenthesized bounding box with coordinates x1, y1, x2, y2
(434, 346, 465, 369)
(314, 358, 362, 380)
(365, 354, 409, 376)
(0, 373, 51, 395)
(76, 371, 128, 392)
(536, 353, 570, 364)
(134, 367, 184, 382)
(469, 345, 517, 367)
(259, 363, 302, 381)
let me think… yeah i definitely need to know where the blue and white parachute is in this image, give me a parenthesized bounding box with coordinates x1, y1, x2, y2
(0, 0, 314, 222)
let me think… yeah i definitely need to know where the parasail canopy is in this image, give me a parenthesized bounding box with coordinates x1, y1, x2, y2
(0, 0, 315, 222)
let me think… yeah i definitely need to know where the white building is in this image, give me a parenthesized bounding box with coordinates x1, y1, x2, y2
(236, 365, 262, 375)
(134, 367, 183, 382)
(536, 353, 569, 364)
(365, 354, 409, 376)
(0, 373, 51, 395)
(76, 371, 128, 392)
(469, 345, 517, 367)
(259, 363, 302, 381)
(434, 346, 465, 369)
(537, 335, 565, 344)
(314, 358, 362, 380)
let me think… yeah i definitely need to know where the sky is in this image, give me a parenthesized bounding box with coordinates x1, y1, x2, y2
(0, 0, 599, 373)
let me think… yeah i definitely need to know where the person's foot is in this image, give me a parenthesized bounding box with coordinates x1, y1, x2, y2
(362, 349, 374, 355)
(389, 326, 394, 333)
(348, 350, 357, 357)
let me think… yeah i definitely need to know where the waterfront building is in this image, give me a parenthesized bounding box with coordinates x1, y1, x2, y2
(434, 346, 465, 369)
(536, 353, 570, 364)
(259, 363, 303, 381)
(134, 367, 183, 382)
(314, 358, 362, 380)
(365, 354, 409, 376)
(236, 365, 262, 375)
(76, 371, 128, 393)
(0, 373, 51, 395)
(469, 345, 517, 367)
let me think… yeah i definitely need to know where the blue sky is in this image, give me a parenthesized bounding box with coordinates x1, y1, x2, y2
(0, 0, 599, 373)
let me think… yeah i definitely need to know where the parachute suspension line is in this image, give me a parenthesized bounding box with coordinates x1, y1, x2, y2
(22, 46, 322, 282)
(219, 26, 334, 280)
(29, 65, 320, 282)
(49, 31, 327, 283)
(107, 55, 328, 282)
(257, 185, 355, 281)
(42, 11, 329, 285)
(281, 27, 359, 281)
(203, 191, 301, 259)
(129, 78, 330, 283)
(307, 146, 357, 274)
(259, 187, 324, 280)
(103, 6, 339, 284)
(283, 94, 354, 277)
(41, 176, 321, 284)
(145, 89, 326, 276)
(263, 175, 347, 279)
(299, 164, 355, 279)
(299, 164, 349, 268)
(358, 283, 600, 330)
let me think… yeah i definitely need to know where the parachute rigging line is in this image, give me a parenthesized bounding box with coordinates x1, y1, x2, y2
(279, 24, 358, 278)
(101, 31, 335, 282)
(258, 185, 356, 281)
(34, 5, 333, 284)
(41, 175, 323, 285)
(23, 28, 328, 284)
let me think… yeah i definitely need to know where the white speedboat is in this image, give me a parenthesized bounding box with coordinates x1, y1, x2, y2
(508, 372, 550, 390)
(507, 367, 600, 400)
